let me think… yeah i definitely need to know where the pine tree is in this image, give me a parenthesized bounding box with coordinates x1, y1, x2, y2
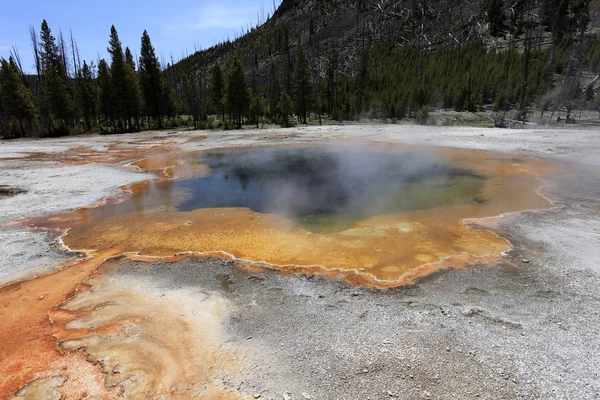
(210, 64, 225, 122)
(225, 57, 250, 129)
(125, 47, 136, 70)
(293, 50, 312, 124)
(0, 57, 37, 136)
(554, 0, 569, 42)
(107, 26, 128, 130)
(39, 20, 73, 133)
(269, 61, 280, 121)
(124, 47, 142, 131)
(278, 90, 293, 127)
(284, 53, 295, 95)
(183, 73, 202, 128)
(0, 82, 5, 136)
(97, 59, 114, 129)
(249, 95, 265, 128)
(139, 30, 163, 129)
(355, 49, 369, 120)
(76, 61, 97, 131)
(594, 89, 600, 118)
(161, 77, 176, 122)
(326, 44, 338, 116)
(487, 0, 505, 37)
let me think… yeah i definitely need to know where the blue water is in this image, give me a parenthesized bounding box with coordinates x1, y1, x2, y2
(174, 148, 486, 231)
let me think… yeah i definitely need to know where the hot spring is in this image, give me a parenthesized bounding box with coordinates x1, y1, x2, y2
(27, 144, 553, 285)
(174, 148, 486, 232)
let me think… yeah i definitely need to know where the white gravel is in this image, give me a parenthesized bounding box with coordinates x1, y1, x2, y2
(0, 162, 152, 223)
(0, 160, 152, 284)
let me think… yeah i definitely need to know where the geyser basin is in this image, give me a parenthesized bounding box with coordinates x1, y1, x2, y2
(27, 144, 554, 285)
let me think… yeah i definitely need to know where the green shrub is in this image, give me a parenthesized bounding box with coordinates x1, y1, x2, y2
(47, 125, 70, 137)
(222, 119, 235, 130)
(206, 116, 216, 129)
(416, 106, 429, 125)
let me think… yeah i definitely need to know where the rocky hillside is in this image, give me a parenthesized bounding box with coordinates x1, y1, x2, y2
(172, 0, 491, 79)
(172, 0, 598, 79)
(167, 0, 600, 123)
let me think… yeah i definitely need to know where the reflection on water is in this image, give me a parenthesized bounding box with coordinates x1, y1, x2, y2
(175, 149, 486, 232)
(25, 144, 554, 284)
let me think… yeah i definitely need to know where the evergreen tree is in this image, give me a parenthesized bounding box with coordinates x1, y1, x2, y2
(124, 46, 142, 130)
(210, 64, 225, 121)
(249, 95, 265, 128)
(107, 26, 128, 130)
(0, 83, 5, 136)
(355, 49, 369, 120)
(0, 58, 37, 136)
(182, 73, 202, 128)
(284, 53, 295, 95)
(225, 57, 250, 129)
(278, 90, 293, 127)
(97, 59, 114, 129)
(269, 61, 280, 121)
(554, 0, 570, 42)
(139, 30, 163, 128)
(76, 61, 97, 131)
(125, 47, 136, 70)
(487, 0, 505, 36)
(326, 45, 338, 117)
(160, 77, 176, 122)
(39, 20, 73, 132)
(293, 50, 312, 124)
(594, 89, 600, 118)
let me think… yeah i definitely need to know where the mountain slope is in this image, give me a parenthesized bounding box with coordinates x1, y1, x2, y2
(168, 0, 600, 123)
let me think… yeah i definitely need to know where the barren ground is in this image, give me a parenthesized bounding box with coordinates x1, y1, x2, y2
(1, 124, 599, 399)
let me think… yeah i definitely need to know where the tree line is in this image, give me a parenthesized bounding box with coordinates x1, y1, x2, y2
(2, 0, 600, 138)
(0, 21, 176, 138)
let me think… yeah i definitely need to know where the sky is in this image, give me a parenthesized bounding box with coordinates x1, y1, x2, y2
(0, 0, 282, 73)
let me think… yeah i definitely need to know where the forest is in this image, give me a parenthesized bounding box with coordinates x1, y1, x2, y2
(1, 0, 599, 138)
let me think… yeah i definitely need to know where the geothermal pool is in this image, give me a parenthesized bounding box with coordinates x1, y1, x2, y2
(27, 144, 553, 285)
(175, 148, 486, 232)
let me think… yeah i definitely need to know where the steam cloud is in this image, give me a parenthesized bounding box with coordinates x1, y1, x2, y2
(175, 144, 485, 231)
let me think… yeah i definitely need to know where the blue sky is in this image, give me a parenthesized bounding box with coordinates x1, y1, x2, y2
(0, 0, 282, 72)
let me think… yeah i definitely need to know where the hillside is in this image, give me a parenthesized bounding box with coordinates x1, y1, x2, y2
(172, 0, 494, 81)
(170, 0, 600, 80)
(166, 0, 600, 125)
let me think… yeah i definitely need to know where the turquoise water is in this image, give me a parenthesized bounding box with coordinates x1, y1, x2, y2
(174, 148, 486, 232)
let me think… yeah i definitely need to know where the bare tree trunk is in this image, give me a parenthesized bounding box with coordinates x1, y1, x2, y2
(69, 29, 79, 77)
(550, 15, 588, 123)
(499, 30, 514, 125)
(468, 44, 473, 112)
(519, 23, 533, 120)
(58, 30, 69, 78)
(29, 26, 42, 90)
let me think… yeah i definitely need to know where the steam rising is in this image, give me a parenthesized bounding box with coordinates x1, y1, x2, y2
(175, 146, 485, 232)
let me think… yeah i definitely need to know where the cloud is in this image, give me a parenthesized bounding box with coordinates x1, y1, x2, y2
(194, 3, 259, 30)
(166, 1, 265, 36)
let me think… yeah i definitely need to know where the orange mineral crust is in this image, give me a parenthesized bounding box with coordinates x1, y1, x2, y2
(48, 258, 244, 399)
(5, 140, 185, 166)
(0, 250, 122, 399)
(24, 144, 555, 285)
